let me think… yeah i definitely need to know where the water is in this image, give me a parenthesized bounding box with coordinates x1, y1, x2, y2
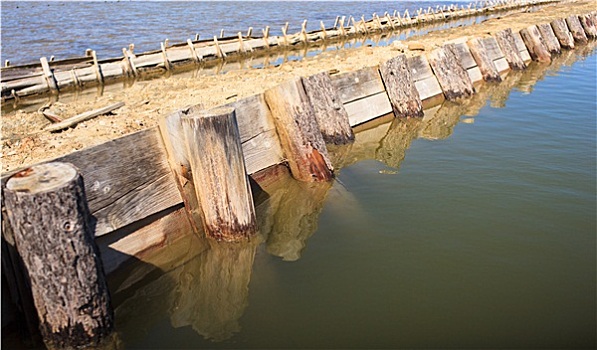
(104, 47, 597, 349)
(0, 1, 475, 65)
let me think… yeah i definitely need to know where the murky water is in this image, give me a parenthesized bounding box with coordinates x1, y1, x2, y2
(1, 1, 475, 65)
(105, 46, 597, 349)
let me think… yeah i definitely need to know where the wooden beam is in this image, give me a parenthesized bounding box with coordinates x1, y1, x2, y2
(550, 18, 575, 49)
(494, 28, 527, 70)
(579, 14, 597, 38)
(537, 23, 561, 54)
(427, 47, 474, 100)
(465, 39, 502, 81)
(45, 102, 125, 132)
(566, 15, 588, 43)
(39, 57, 58, 93)
(520, 25, 551, 63)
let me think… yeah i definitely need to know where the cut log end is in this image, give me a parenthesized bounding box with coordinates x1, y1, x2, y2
(6, 162, 77, 194)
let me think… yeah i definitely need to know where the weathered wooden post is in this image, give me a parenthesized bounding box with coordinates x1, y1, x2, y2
(565, 15, 588, 44)
(537, 23, 562, 54)
(427, 47, 475, 100)
(579, 14, 597, 38)
(520, 25, 551, 63)
(265, 78, 334, 182)
(181, 107, 257, 242)
(494, 28, 527, 70)
(379, 54, 424, 118)
(3, 162, 113, 349)
(301, 72, 354, 144)
(550, 18, 575, 49)
(465, 38, 502, 81)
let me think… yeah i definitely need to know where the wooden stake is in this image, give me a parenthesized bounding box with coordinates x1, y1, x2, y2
(379, 54, 424, 118)
(246, 27, 253, 37)
(320, 21, 327, 39)
(180, 107, 257, 242)
(195, 33, 200, 41)
(187, 39, 201, 63)
(214, 36, 227, 58)
(334, 16, 340, 28)
(4, 162, 113, 349)
(466, 38, 502, 81)
(91, 50, 103, 84)
(264, 78, 334, 182)
(281, 26, 289, 46)
(220, 29, 225, 38)
(550, 18, 575, 49)
(40, 57, 58, 93)
(579, 14, 597, 38)
(160, 42, 172, 70)
(237, 32, 247, 53)
(122, 47, 138, 77)
(520, 25, 551, 62)
(301, 20, 308, 43)
(262, 26, 270, 46)
(302, 72, 354, 144)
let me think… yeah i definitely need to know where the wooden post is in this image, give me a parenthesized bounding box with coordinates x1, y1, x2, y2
(4, 162, 113, 349)
(90, 50, 103, 84)
(520, 25, 551, 63)
(537, 23, 561, 54)
(264, 78, 334, 182)
(579, 14, 597, 38)
(494, 28, 527, 70)
(180, 107, 257, 242)
(160, 42, 172, 70)
(427, 47, 475, 100)
(301, 20, 308, 44)
(566, 15, 588, 44)
(302, 72, 354, 144)
(320, 21, 327, 39)
(466, 38, 502, 81)
(187, 39, 201, 63)
(122, 48, 138, 77)
(246, 27, 253, 37)
(550, 18, 575, 49)
(214, 36, 227, 59)
(40, 57, 58, 93)
(237, 32, 247, 53)
(379, 54, 424, 118)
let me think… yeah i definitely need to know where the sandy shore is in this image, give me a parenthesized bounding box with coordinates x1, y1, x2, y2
(1, 0, 594, 173)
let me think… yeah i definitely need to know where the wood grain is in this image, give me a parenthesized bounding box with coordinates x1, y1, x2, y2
(550, 18, 575, 49)
(566, 15, 588, 44)
(537, 23, 562, 54)
(465, 39, 502, 82)
(427, 47, 474, 100)
(330, 67, 385, 104)
(343, 92, 393, 126)
(494, 28, 527, 70)
(379, 54, 423, 118)
(520, 25, 552, 63)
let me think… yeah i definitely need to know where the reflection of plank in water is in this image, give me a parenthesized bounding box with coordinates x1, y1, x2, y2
(169, 240, 258, 342)
(417, 102, 462, 140)
(254, 171, 332, 261)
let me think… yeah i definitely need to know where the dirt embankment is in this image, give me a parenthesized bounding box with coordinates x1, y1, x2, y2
(1, 0, 594, 173)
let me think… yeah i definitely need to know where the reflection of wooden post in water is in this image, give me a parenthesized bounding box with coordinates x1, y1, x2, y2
(181, 107, 257, 242)
(376, 117, 423, 168)
(418, 102, 462, 140)
(4, 162, 114, 349)
(170, 240, 257, 341)
(260, 177, 332, 261)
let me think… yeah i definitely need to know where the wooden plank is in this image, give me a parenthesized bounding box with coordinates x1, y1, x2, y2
(407, 55, 434, 81)
(427, 47, 474, 100)
(414, 75, 444, 101)
(379, 54, 423, 118)
(579, 14, 597, 38)
(344, 92, 393, 126)
(45, 102, 125, 132)
(520, 25, 551, 63)
(537, 23, 562, 54)
(480, 36, 505, 61)
(494, 28, 527, 70)
(242, 129, 285, 175)
(519, 49, 532, 63)
(330, 67, 385, 104)
(467, 66, 483, 83)
(53, 127, 182, 236)
(511, 31, 529, 52)
(40, 57, 58, 92)
(224, 94, 276, 143)
(550, 18, 575, 49)
(494, 57, 510, 73)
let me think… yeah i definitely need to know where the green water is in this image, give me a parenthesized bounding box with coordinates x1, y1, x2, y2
(112, 46, 596, 349)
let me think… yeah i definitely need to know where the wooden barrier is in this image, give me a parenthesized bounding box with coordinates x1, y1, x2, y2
(443, 40, 484, 84)
(520, 25, 552, 63)
(4, 162, 113, 349)
(579, 14, 597, 38)
(550, 18, 575, 49)
(407, 55, 445, 105)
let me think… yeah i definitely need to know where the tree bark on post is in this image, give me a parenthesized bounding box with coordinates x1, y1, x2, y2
(379, 54, 424, 118)
(3, 162, 113, 350)
(181, 107, 257, 242)
(301, 72, 355, 145)
(264, 78, 334, 182)
(465, 38, 502, 81)
(427, 47, 474, 100)
(537, 23, 562, 54)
